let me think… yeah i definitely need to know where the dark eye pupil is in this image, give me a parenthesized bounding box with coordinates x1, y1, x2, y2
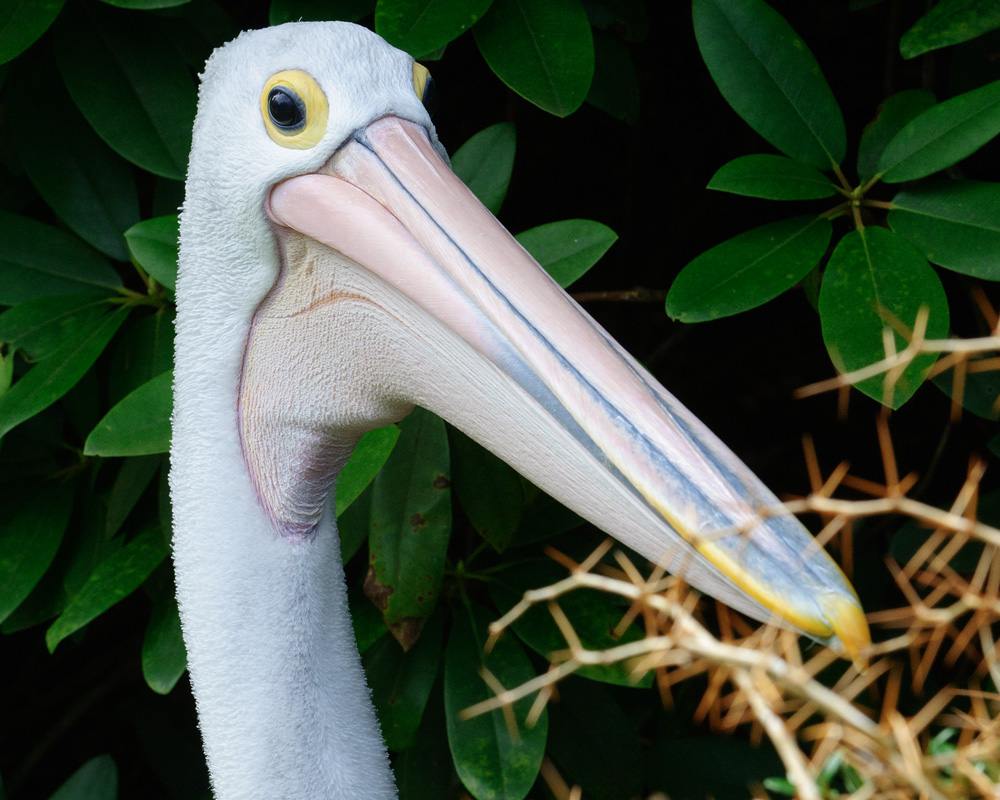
(268, 88, 305, 130)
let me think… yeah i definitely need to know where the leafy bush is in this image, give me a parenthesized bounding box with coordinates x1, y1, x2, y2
(1, 1, 998, 799)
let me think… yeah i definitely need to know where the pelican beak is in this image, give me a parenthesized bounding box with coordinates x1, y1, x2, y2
(267, 116, 870, 663)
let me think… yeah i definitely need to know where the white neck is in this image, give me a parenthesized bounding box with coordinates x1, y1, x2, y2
(170, 351, 396, 799)
(171, 162, 400, 796)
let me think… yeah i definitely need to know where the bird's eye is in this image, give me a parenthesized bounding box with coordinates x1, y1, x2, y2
(412, 62, 437, 116)
(267, 87, 305, 131)
(260, 70, 329, 150)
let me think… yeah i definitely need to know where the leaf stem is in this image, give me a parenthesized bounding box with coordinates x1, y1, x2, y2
(851, 202, 864, 230)
(821, 201, 851, 220)
(863, 199, 896, 210)
(831, 162, 852, 193)
(112, 288, 166, 310)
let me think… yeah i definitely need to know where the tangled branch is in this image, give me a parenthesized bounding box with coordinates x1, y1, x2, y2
(464, 308, 1000, 797)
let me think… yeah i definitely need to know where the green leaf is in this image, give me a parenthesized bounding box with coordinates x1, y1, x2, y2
(1, 492, 114, 633)
(666, 216, 831, 323)
(692, 0, 846, 170)
(336, 425, 402, 516)
(85, 370, 173, 457)
(375, 0, 494, 58)
(708, 154, 838, 200)
(269, 0, 375, 24)
(445, 600, 547, 800)
(819, 227, 950, 408)
(0, 480, 73, 624)
(109, 309, 175, 404)
(0, 296, 108, 362)
(125, 216, 180, 290)
(878, 78, 1000, 183)
(363, 608, 444, 750)
(350, 582, 387, 652)
(0, 308, 128, 440)
(474, 0, 594, 117)
(100, 0, 190, 7)
(46, 526, 169, 651)
(0, 211, 121, 305)
(367, 407, 451, 649)
(511, 487, 584, 547)
(394, 677, 455, 798)
(0, 353, 12, 398)
(0, 0, 64, 64)
(933, 356, 1000, 420)
(901, 0, 1000, 59)
(857, 90, 936, 183)
(490, 559, 652, 687)
(55, 4, 197, 179)
(585, 31, 640, 124)
(142, 591, 187, 694)
(515, 219, 618, 288)
(106, 454, 162, 537)
(888, 180, 1000, 279)
(340, 485, 372, 563)
(763, 776, 797, 796)
(64, 368, 102, 443)
(48, 755, 117, 800)
(547, 679, 643, 800)
(449, 426, 522, 552)
(450, 123, 516, 216)
(8, 59, 138, 261)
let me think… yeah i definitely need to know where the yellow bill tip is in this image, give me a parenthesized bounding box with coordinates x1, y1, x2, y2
(819, 593, 871, 670)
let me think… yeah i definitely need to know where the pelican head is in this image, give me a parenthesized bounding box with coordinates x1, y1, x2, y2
(171, 21, 868, 799)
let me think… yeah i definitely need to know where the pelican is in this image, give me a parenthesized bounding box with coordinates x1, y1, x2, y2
(170, 21, 869, 799)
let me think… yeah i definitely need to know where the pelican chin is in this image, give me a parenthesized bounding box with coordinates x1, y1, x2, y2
(171, 21, 869, 799)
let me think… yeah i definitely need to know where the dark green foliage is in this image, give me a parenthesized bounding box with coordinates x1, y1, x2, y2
(490, 559, 654, 688)
(693, 0, 846, 170)
(677, 0, 999, 407)
(877, 78, 1000, 182)
(368, 407, 452, 648)
(889, 181, 1000, 279)
(364, 607, 444, 750)
(125, 217, 180, 290)
(54, 5, 197, 179)
(444, 600, 547, 800)
(901, 0, 1000, 58)
(856, 90, 936, 182)
(47, 756, 117, 800)
(0, 481, 72, 623)
(0, 1, 64, 64)
(450, 122, 516, 214)
(707, 155, 839, 201)
(375, 0, 494, 58)
(0, 213, 120, 303)
(473, 0, 594, 117)
(515, 219, 619, 288)
(667, 216, 832, 322)
(9, 58, 138, 261)
(818, 227, 949, 407)
(336, 425, 402, 515)
(1, 1, 997, 798)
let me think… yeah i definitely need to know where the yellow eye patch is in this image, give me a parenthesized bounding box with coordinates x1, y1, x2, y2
(261, 70, 329, 149)
(412, 62, 431, 102)
(412, 62, 438, 115)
